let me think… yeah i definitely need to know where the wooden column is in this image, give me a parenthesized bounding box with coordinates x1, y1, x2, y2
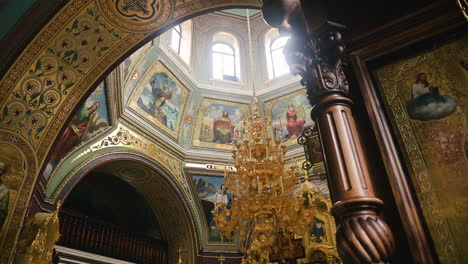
(262, 1, 395, 263)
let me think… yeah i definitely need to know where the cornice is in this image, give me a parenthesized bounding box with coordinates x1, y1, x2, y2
(212, 10, 263, 22)
(348, 1, 465, 61)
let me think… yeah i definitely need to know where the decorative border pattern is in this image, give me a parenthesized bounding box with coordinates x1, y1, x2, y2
(0, 2, 129, 149)
(96, 0, 173, 33)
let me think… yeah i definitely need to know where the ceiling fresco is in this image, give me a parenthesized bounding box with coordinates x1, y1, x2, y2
(2, 6, 327, 260)
(127, 59, 191, 141)
(117, 10, 308, 156)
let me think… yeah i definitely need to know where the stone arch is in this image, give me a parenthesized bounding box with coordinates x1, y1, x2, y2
(0, 1, 260, 260)
(53, 150, 199, 264)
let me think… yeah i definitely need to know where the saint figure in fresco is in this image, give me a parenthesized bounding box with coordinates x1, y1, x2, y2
(310, 216, 325, 243)
(213, 110, 234, 144)
(406, 73, 457, 121)
(285, 103, 306, 138)
(0, 161, 9, 230)
(48, 102, 101, 163)
(150, 74, 177, 127)
(200, 183, 231, 235)
(203, 184, 230, 211)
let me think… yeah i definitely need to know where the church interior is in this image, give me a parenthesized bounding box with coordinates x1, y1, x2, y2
(0, 0, 466, 263)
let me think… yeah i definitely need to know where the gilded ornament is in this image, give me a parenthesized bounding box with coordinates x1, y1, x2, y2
(14, 201, 62, 264)
(96, 0, 173, 33)
(213, 98, 316, 263)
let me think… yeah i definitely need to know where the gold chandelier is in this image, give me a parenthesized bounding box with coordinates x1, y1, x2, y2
(212, 98, 316, 263)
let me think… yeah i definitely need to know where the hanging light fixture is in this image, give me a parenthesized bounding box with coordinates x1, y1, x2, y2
(212, 10, 317, 263)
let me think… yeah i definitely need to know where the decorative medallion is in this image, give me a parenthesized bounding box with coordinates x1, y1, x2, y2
(97, 0, 173, 33)
(8, 103, 26, 120)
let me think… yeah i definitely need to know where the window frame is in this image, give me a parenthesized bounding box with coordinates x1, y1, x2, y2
(211, 41, 238, 81)
(170, 24, 182, 55)
(268, 36, 289, 79)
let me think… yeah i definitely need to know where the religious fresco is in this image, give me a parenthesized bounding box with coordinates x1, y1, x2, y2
(128, 60, 190, 140)
(43, 81, 110, 181)
(263, 90, 315, 148)
(374, 36, 468, 263)
(191, 98, 249, 151)
(0, 144, 25, 239)
(192, 174, 231, 243)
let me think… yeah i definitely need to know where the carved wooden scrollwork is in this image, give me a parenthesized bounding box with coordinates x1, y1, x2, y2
(283, 24, 349, 105)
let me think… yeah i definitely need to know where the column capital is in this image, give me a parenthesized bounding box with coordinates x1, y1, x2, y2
(284, 22, 349, 106)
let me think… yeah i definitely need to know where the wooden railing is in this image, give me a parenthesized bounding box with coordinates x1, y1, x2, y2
(58, 210, 168, 264)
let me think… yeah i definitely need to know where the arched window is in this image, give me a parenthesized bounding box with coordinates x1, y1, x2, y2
(212, 43, 237, 81)
(170, 25, 182, 54)
(212, 32, 240, 82)
(169, 20, 192, 64)
(265, 30, 290, 79)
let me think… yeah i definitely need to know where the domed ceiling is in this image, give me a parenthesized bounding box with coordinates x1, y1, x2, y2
(39, 8, 329, 256)
(118, 9, 312, 161)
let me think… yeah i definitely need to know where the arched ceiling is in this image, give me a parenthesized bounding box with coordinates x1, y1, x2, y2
(86, 159, 197, 263)
(63, 169, 161, 236)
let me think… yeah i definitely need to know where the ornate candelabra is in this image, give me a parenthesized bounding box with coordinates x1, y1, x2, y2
(213, 98, 315, 263)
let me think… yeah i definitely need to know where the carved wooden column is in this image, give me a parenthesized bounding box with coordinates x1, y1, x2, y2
(262, 1, 396, 263)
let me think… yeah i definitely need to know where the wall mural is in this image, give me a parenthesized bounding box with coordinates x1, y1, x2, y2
(192, 174, 231, 243)
(191, 98, 249, 151)
(263, 90, 316, 148)
(128, 60, 190, 140)
(0, 144, 25, 240)
(43, 81, 110, 181)
(374, 36, 468, 263)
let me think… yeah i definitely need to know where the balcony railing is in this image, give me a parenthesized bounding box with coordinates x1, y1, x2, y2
(58, 210, 168, 264)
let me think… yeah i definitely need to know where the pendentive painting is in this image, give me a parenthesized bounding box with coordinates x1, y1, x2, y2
(122, 41, 152, 83)
(374, 36, 468, 263)
(263, 90, 316, 148)
(122, 41, 153, 102)
(191, 98, 249, 151)
(192, 174, 232, 243)
(128, 60, 190, 140)
(43, 81, 111, 181)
